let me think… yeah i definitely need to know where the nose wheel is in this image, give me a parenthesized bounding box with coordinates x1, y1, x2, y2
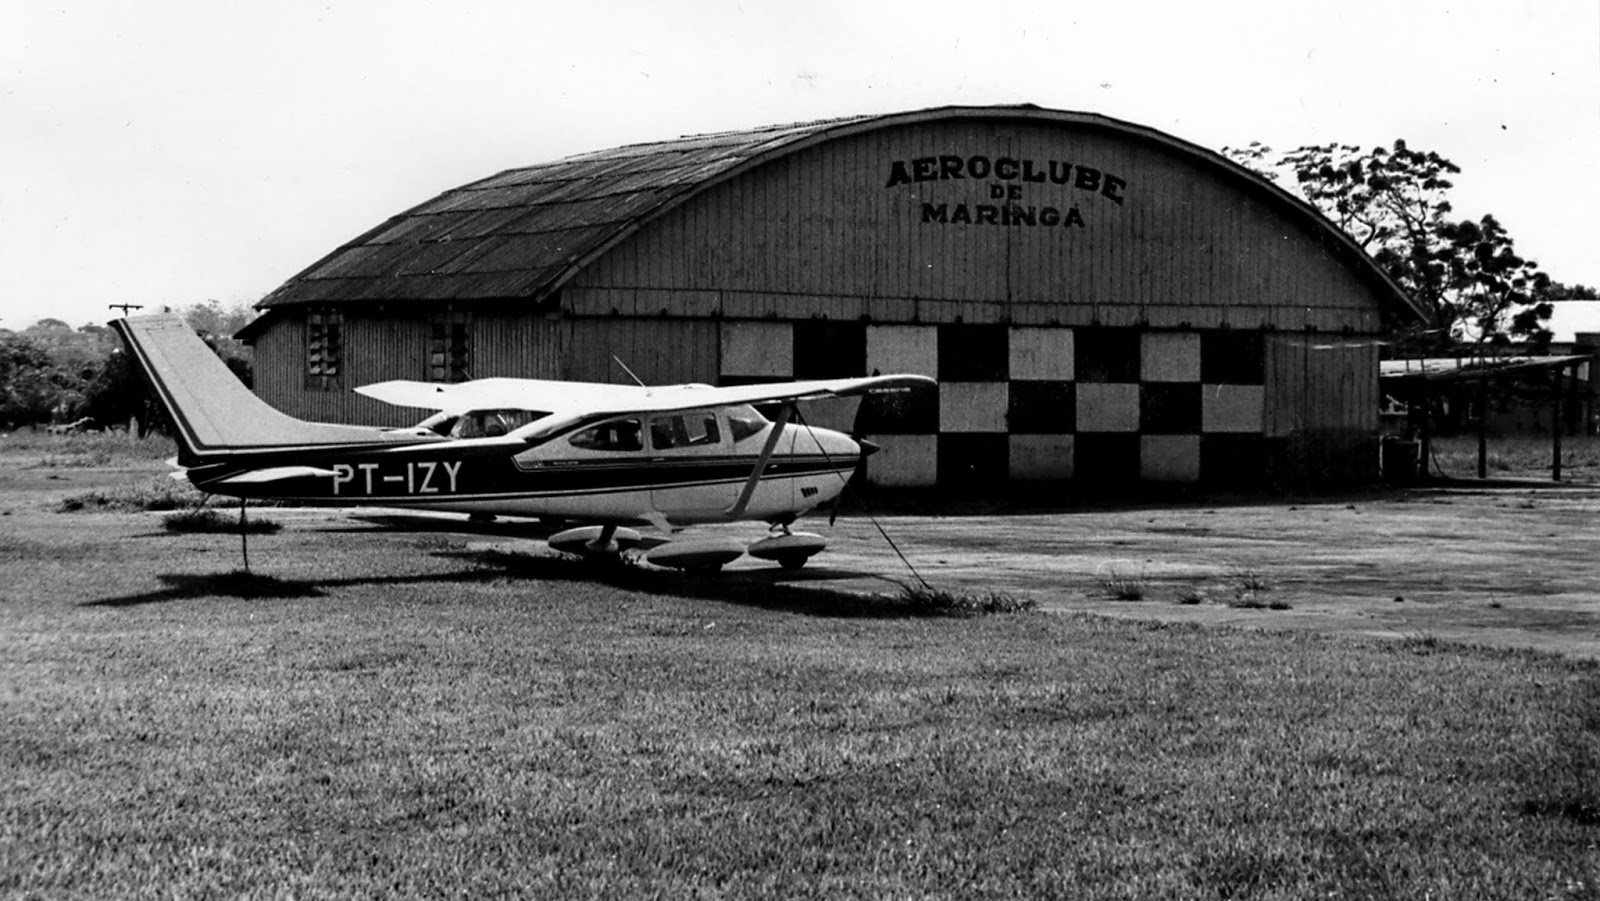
(748, 527, 827, 570)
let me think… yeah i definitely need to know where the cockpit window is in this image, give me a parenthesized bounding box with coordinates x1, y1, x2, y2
(567, 418, 643, 452)
(726, 405, 768, 443)
(449, 409, 549, 439)
(649, 413, 722, 450)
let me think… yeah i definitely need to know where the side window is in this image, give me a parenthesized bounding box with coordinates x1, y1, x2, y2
(649, 413, 722, 450)
(567, 418, 642, 452)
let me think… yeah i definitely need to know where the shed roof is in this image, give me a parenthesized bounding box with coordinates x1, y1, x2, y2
(1380, 354, 1592, 382)
(250, 104, 1426, 327)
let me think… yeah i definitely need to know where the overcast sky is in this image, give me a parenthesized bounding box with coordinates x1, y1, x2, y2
(4, 0, 1597, 335)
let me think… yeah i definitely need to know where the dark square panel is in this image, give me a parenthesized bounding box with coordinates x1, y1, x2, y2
(938, 324, 1009, 382)
(794, 321, 866, 379)
(1074, 433, 1141, 484)
(1007, 380, 1075, 434)
(1201, 331, 1265, 385)
(937, 433, 1010, 489)
(1140, 383, 1202, 434)
(716, 374, 790, 387)
(1075, 328, 1141, 383)
(857, 383, 940, 435)
(1201, 434, 1267, 486)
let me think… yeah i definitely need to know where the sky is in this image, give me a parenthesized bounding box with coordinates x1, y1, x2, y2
(4, 0, 1598, 336)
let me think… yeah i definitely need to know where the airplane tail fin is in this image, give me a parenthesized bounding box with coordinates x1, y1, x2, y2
(111, 314, 396, 467)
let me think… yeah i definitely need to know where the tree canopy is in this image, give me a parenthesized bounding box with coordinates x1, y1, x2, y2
(0, 300, 256, 430)
(1223, 140, 1595, 351)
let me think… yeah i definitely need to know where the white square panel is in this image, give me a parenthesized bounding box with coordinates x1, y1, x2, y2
(1141, 332, 1201, 382)
(866, 325, 938, 377)
(1009, 327, 1075, 381)
(1202, 385, 1265, 433)
(720, 322, 792, 377)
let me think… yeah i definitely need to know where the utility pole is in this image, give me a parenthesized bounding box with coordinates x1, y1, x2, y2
(108, 303, 144, 316)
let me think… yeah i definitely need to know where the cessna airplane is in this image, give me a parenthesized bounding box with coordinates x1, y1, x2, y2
(111, 314, 934, 571)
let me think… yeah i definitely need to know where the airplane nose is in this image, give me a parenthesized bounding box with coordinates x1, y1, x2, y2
(858, 439, 880, 457)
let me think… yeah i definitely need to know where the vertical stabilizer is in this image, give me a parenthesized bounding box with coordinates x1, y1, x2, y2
(111, 314, 395, 465)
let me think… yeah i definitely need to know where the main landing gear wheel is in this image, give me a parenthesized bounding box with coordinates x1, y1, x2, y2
(646, 538, 746, 572)
(747, 531, 827, 570)
(548, 525, 642, 557)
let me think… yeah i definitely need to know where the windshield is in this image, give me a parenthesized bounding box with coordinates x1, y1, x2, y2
(726, 404, 768, 443)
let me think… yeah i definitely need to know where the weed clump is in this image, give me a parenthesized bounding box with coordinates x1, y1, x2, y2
(891, 584, 1037, 617)
(1223, 565, 1289, 609)
(1096, 562, 1148, 601)
(58, 477, 200, 512)
(163, 508, 281, 534)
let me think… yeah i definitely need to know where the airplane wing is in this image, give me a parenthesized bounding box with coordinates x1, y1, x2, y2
(358, 374, 935, 422)
(511, 374, 937, 441)
(628, 374, 935, 413)
(355, 377, 652, 413)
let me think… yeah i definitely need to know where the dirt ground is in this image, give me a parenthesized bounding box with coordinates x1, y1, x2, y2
(5, 459, 1598, 659)
(789, 485, 1600, 658)
(364, 483, 1600, 661)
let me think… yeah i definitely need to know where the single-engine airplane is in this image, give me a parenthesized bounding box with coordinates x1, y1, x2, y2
(111, 314, 935, 571)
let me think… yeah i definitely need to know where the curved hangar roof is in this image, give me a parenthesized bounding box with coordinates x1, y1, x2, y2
(256, 104, 1424, 322)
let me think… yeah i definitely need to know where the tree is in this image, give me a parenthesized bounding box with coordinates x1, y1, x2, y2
(0, 334, 78, 428)
(82, 348, 169, 434)
(179, 300, 254, 387)
(1223, 140, 1596, 351)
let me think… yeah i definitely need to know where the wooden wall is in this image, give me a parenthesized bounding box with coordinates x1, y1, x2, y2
(566, 120, 1385, 333)
(253, 309, 717, 424)
(1263, 332, 1381, 484)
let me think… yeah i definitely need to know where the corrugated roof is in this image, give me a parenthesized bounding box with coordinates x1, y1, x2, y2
(1381, 354, 1592, 382)
(255, 113, 866, 316)
(253, 104, 1425, 325)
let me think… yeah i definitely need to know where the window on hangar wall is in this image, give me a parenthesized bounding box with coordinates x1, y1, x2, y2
(304, 307, 343, 391)
(429, 310, 472, 383)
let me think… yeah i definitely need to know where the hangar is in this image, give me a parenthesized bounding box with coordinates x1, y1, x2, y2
(239, 104, 1426, 490)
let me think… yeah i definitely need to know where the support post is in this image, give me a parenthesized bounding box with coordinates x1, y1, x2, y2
(239, 498, 250, 573)
(1477, 378, 1488, 480)
(1552, 366, 1564, 482)
(1418, 379, 1432, 480)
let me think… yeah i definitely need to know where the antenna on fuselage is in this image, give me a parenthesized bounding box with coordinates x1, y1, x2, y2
(612, 356, 649, 394)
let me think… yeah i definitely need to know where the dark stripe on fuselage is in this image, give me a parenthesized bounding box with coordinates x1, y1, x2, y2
(188, 454, 851, 502)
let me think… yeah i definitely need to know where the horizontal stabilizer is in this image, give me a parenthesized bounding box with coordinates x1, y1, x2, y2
(215, 465, 343, 485)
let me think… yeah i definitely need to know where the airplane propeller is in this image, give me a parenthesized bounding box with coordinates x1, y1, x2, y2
(822, 394, 880, 527)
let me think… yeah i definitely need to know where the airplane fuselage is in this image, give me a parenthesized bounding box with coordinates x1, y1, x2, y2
(186, 410, 858, 526)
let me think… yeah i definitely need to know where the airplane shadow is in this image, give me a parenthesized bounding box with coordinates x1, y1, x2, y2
(82, 547, 931, 619)
(444, 548, 933, 620)
(83, 571, 322, 607)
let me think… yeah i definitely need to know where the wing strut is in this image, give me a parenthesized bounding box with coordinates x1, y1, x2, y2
(723, 403, 793, 518)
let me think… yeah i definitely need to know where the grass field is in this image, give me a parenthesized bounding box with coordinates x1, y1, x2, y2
(2, 431, 1599, 898)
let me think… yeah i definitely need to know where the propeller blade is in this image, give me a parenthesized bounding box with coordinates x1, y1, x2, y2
(831, 439, 876, 527)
